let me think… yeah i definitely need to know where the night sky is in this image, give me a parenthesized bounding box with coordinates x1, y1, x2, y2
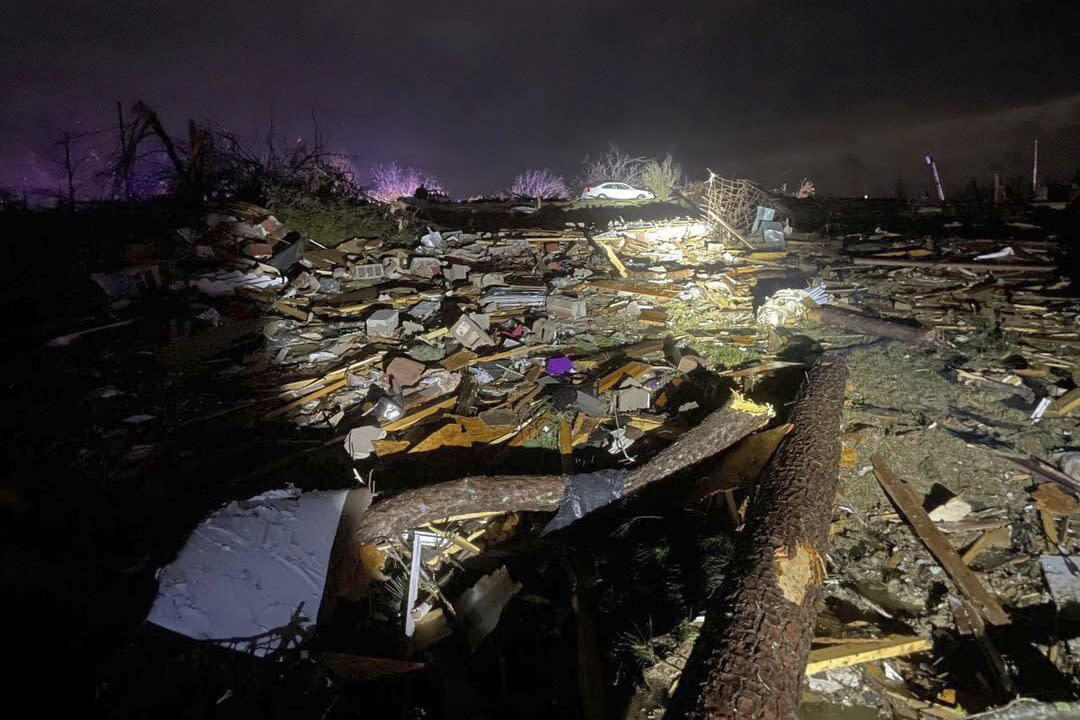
(2, 1, 1079, 198)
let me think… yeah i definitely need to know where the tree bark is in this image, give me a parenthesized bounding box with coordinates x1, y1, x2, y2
(666, 354, 848, 720)
(350, 396, 773, 545)
(804, 304, 936, 346)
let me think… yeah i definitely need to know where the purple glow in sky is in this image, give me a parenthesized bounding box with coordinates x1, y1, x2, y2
(2, 0, 1079, 198)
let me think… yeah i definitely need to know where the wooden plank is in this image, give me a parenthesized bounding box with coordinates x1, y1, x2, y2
(277, 353, 384, 394)
(372, 439, 410, 456)
(559, 419, 574, 474)
(595, 240, 628, 278)
(440, 348, 478, 371)
(961, 526, 1011, 565)
(471, 344, 548, 366)
(1049, 388, 1080, 417)
(638, 308, 668, 325)
(263, 377, 348, 420)
(572, 416, 602, 447)
(717, 361, 803, 378)
(408, 416, 515, 453)
(272, 300, 310, 321)
(597, 361, 652, 393)
(870, 455, 1010, 626)
(1040, 509, 1060, 548)
(805, 635, 931, 675)
(381, 396, 457, 432)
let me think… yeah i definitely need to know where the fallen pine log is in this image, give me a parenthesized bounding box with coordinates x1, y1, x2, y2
(666, 354, 848, 720)
(804, 304, 938, 345)
(322, 396, 775, 608)
(350, 394, 773, 545)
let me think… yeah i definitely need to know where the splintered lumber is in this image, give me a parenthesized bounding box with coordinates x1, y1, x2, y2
(559, 419, 574, 474)
(666, 355, 848, 720)
(871, 455, 1010, 626)
(686, 423, 792, 505)
(381, 396, 457, 432)
(961, 526, 1011, 565)
(272, 299, 310, 322)
(1048, 388, 1080, 417)
(595, 239, 629, 278)
(597, 361, 652, 393)
(264, 378, 348, 420)
(350, 395, 773, 546)
(851, 257, 1055, 273)
(804, 304, 936, 345)
(805, 635, 931, 675)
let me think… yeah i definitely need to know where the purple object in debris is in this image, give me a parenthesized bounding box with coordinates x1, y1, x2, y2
(546, 355, 573, 375)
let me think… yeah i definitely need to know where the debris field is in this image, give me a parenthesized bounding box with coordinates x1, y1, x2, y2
(7, 184, 1080, 719)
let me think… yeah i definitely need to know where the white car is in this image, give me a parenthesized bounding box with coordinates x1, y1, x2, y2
(581, 182, 654, 201)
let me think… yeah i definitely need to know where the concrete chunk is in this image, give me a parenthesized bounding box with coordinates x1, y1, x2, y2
(546, 295, 587, 320)
(366, 309, 399, 338)
(451, 314, 492, 349)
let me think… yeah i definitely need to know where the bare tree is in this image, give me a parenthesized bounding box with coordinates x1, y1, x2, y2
(509, 169, 568, 199)
(47, 127, 102, 208)
(577, 143, 649, 190)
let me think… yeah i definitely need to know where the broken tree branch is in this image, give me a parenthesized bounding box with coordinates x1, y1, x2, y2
(666, 354, 848, 720)
(350, 396, 773, 545)
(804, 304, 938, 346)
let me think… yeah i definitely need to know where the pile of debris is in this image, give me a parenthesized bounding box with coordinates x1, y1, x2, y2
(63, 190, 1080, 717)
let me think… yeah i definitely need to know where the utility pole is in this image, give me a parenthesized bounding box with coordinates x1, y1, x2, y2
(1032, 138, 1039, 193)
(116, 101, 132, 201)
(925, 154, 945, 203)
(61, 129, 76, 209)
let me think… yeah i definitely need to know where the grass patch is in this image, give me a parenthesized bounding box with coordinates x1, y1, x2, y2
(264, 184, 414, 247)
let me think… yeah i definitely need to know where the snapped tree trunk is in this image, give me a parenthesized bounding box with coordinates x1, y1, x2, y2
(350, 395, 773, 545)
(666, 354, 848, 720)
(325, 396, 773, 605)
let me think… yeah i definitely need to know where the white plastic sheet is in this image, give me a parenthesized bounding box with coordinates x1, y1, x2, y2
(147, 488, 347, 651)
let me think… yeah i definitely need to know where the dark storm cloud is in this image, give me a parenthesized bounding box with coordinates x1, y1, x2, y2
(2, 0, 1078, 196)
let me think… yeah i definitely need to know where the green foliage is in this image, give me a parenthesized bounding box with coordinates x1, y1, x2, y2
(619, 622, 663, 668)
(522, 417, 560, 450)
(264, 183, 413, 247)
(671, 617, 697, 645)
(633, 544, 671, 565)
(698, 342, 761, 370)
(700, 534, 734, 598)
(640, 154, 682, 200)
